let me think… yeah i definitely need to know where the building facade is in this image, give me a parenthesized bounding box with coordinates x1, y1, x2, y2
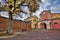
(24, 15, 38, 29)
(38, 10, 60, 29)
(51, 14, 60, 29)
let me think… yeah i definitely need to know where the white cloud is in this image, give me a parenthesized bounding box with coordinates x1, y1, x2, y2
(51, 6, 57, 10)
(35, 6, 43, 18)
(53, 0, 58, 4)
(50, 4, 60, 11)
(42, 0, 46, 3)
(0, 0, 1, 2)
(0, 11, 9, 18)
(41, 0, 51, 10)
(44, 1, 51, 8)
(45, 2, 51, 6)
(42, 0, 60, 13)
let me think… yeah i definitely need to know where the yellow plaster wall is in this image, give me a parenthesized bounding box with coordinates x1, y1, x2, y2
(31, 16, 38, 29)
(52, 14, 60, 19)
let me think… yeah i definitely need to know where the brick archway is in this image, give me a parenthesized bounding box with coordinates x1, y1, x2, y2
(40, 22, 47, 29)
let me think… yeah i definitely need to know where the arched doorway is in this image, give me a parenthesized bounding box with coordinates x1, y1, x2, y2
(44, 23, 47, 29)
(40, 22, 47, 29)
(49, 22, 51, 29)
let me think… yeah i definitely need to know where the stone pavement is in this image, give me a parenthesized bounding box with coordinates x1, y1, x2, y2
(0, 29, 60, 40)
(0, 30, 16, 38)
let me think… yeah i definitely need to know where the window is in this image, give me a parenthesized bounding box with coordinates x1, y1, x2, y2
(33, 19, 36, 22)
(54, 22, 58, 24)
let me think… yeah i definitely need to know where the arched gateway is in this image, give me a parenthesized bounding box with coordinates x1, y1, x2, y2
(38, 20, 51, 29)
(40, 22, 47, 29)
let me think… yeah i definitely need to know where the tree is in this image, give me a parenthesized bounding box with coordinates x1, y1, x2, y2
(6, 1, 14, 34)
(6, 0, 41, 34)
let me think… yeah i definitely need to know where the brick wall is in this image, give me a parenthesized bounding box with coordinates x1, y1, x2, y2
(40, 11, 51, 20)
(51, 19, 60, 29)
(0, 16, 31, 32)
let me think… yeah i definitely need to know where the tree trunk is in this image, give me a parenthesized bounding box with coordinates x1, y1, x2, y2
(6, 11, 13, 34)
(6, 0, 16, 34)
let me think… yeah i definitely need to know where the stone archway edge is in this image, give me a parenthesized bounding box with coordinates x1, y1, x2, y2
(38, 20, 51, 29)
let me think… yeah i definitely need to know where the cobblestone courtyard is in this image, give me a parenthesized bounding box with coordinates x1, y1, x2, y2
(0, 29, 60, 40)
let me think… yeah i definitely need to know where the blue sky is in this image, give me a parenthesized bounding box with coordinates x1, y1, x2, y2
(0, 0, 60, 20)
(1, 0, 60, 13)
(0, 0, 60, 13)
(35, 0, 60, 18)
(41, 0, 60, 13)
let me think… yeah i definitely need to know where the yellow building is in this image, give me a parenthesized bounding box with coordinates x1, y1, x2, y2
(52, 13, 60, 19)
(24, 15, 38, 29)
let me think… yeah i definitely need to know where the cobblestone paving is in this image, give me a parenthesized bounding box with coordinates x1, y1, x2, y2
(0, 30, 60, 40)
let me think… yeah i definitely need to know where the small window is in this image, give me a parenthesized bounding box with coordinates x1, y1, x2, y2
(54, 22, 58, 24)
(33, 19, 36, 22)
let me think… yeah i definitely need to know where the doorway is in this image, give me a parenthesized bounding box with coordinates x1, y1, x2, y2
(44, 23, 47, 29)
(40, 22, 47, 29)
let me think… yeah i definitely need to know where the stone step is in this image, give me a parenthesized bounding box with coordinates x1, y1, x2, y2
(0, 30, 6, 34)
(0, 33, 16, 38)
(0, 30, 16, 38)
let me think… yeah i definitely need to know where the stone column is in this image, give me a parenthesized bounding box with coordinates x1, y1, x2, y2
(38, 22, 41, 29)
(46, 22, 50, 29)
